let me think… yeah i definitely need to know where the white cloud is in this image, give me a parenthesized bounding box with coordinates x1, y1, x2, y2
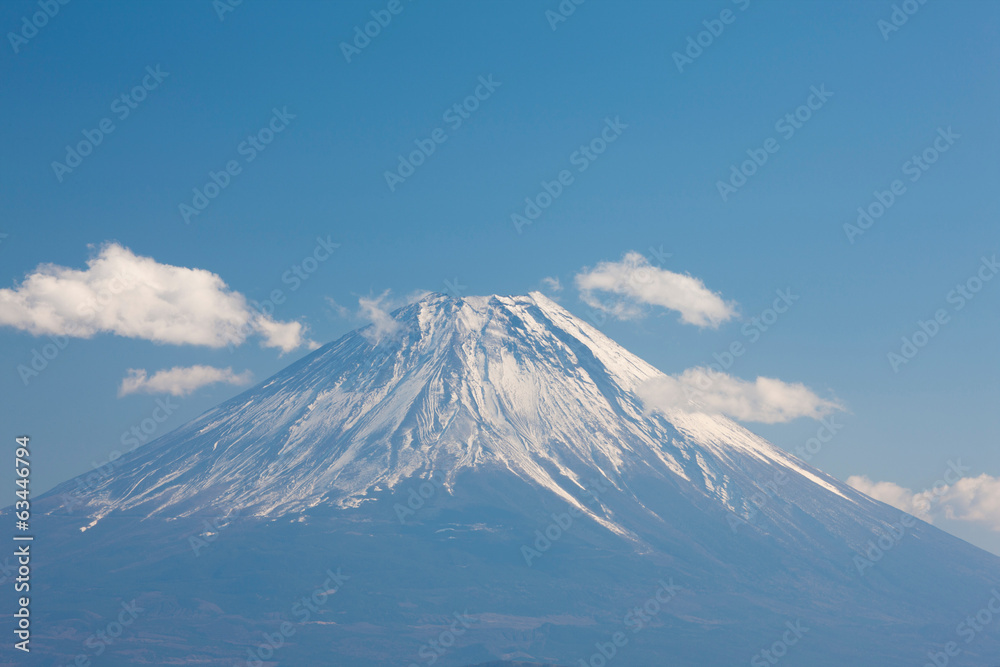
(938, 475, 1000, 530)
(849, 473, 1000, 531)
(638, 367, 843, 423)
(324, 296, 352, 319)
(575, 252, 737, 328)
(0, 243, 311, 352)
(356, 289, 429, 344)
(846, 476, 934, 521)
(119, 365, 254, 397)
(358, 291, 400, 344)
(254, 316, 313, 352)
(541, 276, 563, 293)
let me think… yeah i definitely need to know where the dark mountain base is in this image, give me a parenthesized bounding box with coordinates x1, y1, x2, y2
(10, 478, 1000, 667)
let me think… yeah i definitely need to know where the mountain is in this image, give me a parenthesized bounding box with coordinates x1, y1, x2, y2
(6, 292, 999, 666)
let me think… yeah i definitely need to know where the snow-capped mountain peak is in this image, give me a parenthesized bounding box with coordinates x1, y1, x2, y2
(53, 293, 865, 545)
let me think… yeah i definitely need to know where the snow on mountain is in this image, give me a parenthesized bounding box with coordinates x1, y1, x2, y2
(22, 292, 1000, 666)
(51, 293, 881, 547)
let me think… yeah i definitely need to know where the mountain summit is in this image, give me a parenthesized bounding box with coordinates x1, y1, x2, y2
(54, 292, 853, 524)
(20, 293, 1000, 666)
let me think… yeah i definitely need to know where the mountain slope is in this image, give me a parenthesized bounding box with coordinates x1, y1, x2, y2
(47, 293, 873, 530)
(12, 292, 1000, 666)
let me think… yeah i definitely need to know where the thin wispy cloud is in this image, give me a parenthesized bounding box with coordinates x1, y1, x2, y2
(324, 296, 352, 319)
(0, 243, 312, 352)
(119, 365, 253, 397)
(638, 367, 843, 423)
(849, 473, 1000, 531)
(575, 252, 737, 328)
(358, 291, 401, 344)
(357, 289, 429, 344)
(540, 276, 563, 293)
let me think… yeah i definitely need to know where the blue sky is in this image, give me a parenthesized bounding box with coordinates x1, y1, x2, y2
(1, 0, 998, 552)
